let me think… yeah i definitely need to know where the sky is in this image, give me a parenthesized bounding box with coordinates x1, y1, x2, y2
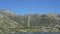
(0, 0, 60, 15)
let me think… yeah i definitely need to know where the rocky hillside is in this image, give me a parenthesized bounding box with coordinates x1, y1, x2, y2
(0, 10, 60, 32)
(0, 10, 60, 28)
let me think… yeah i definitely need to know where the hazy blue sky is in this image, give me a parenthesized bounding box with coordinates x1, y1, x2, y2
(0, 0, 60, 15)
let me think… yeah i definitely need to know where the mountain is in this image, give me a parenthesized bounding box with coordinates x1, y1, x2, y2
(0, 10, 60, 32)
(0, 10, 18, 28)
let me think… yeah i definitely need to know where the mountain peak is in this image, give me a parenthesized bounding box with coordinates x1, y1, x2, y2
(0, 9, 15, 15)
(0, 9, 11, 13)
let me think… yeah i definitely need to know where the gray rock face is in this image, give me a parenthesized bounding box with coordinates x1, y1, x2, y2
(0, 10, 60, 29)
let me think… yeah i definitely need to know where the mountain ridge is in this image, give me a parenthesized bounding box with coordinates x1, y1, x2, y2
(0, 10, 60, 32)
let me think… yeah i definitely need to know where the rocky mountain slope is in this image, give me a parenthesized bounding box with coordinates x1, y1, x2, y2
(0, 10, 60, 32)
(0, 10, 60, 28)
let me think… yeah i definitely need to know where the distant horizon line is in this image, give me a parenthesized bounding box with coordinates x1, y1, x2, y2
(0, 9, 60, 15)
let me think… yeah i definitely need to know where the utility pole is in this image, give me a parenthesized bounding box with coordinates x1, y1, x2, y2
(28, 8, 30, 27)
(28, 14, 30, 27)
